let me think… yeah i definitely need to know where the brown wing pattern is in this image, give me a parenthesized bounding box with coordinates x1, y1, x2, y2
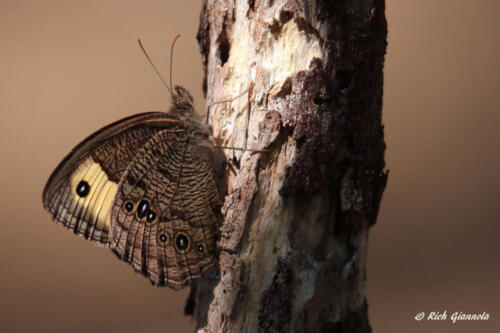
(110, 129, 221, 288)
(42, 113, 179, 245)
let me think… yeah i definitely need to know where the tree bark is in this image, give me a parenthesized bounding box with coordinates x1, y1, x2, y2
(188, 0, 387, 332)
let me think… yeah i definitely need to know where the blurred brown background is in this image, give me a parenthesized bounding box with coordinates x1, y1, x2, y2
(0, 0, 498, 332)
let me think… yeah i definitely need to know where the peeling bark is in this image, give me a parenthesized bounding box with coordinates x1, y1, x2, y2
(189, 0, 387, 332)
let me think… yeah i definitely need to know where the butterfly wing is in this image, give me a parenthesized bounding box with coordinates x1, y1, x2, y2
(110, 128, 221, 288)
(43, 112, 181, 245)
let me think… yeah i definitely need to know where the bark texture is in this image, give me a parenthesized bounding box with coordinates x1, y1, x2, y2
(189, 0, 387, 332)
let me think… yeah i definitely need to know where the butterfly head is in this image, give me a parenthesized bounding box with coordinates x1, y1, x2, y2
(169, 85, 199, 120)
(173, 85, 193, 106)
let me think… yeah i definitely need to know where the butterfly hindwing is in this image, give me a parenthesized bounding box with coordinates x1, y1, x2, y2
(110, 127, 221, 288)
(43, 112, 181, 245)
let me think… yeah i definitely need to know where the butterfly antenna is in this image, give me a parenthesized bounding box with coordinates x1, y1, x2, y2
(170, 34, 181, 92)
(137, 38, 174, 96)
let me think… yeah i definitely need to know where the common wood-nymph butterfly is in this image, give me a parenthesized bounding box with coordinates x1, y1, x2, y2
(42, 36, 222, 289)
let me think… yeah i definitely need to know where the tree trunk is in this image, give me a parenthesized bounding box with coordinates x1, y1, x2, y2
(188, 0, 387, 332)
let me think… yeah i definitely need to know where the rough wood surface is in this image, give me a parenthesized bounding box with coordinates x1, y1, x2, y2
(189, 0, 387, 332)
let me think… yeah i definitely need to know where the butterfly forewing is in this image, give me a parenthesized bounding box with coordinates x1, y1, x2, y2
(42, 112, 181, 245)
(110, 128, 221, 288)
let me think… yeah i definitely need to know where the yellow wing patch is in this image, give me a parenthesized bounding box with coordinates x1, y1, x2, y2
(69, 157, 118, 232)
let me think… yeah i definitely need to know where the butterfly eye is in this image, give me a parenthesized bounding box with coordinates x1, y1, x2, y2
(196, 244, 205, 253)
(158, 233, 168, 245)
(174, 232, 190, 253)
(76, 180, 90, 197)
(123, 201, 134, 213)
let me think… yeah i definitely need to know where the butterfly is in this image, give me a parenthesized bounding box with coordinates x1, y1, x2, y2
(42, 37, 223, 289)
